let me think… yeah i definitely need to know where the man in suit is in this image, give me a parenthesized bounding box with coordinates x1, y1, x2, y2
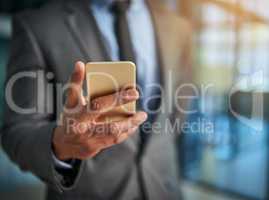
(2, 0, 192, 199)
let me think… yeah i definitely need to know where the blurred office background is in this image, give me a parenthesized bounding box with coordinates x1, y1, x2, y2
(0, 0, 269, 200)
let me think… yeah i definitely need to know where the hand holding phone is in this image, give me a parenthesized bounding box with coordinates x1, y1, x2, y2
(52, 61, 147, 160)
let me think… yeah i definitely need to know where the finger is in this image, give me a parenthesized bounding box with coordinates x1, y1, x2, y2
(95, 126, 138, 149)
(66, 111, 147, 143)
(115, 126, 138, 144)
(66, 61, 86, 108)
(57, 143, 83, 160)
(66, 123, 139, 158)
(93, 111, 147, 136)
(90, 87, 139, 113)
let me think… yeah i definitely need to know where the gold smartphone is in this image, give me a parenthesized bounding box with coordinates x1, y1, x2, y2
(86, 61, 136, 122)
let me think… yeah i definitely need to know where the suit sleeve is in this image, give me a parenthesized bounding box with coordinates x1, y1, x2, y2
(1, 15, 84, 193)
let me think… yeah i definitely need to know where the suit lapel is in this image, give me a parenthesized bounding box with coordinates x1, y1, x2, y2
(147, 0, 178, 78)
(147, 0, 183, 114)
(144, 0, 183, 150)
(137, 0, 176, 153)
(64, 0, 111, 62)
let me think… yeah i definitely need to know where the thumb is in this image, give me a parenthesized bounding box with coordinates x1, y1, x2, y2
(65, 61, 86, 109)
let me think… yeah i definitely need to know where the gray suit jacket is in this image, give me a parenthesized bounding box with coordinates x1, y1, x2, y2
(2, 0, 193, 199)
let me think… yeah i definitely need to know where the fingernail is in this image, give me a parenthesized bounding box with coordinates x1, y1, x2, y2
(75, 62, 83, 72)
(141, 112, 148, 120)
(124, 89, 138, 99)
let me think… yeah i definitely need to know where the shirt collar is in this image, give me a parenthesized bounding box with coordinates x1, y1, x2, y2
(90, 0, 144, 11)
